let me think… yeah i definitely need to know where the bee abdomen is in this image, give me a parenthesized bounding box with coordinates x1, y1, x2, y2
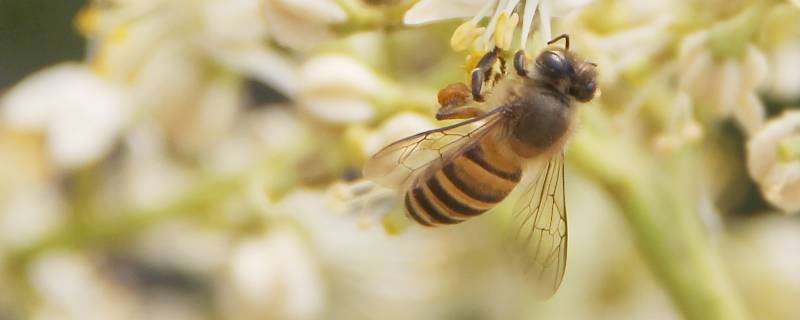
(404, 140, 521, 226)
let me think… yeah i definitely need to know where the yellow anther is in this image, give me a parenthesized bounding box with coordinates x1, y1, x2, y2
(75, 7, 100, 36)
(450, 20, 485, 52)
(90, 48, 109, 75)
(462, 51, 484, 74)
(493, 13, 508, 49)
(109, 25, 129, 44)
(494, 13, 519, 50)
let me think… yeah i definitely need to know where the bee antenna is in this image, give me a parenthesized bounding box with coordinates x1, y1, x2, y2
(547, 34, 570, 50)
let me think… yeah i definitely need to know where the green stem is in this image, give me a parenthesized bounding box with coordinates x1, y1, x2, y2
(569, 110, 749, 320)
(6, 174, 245, 269)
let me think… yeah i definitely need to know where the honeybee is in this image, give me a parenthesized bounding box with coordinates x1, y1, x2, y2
(363, 34, 598, 296)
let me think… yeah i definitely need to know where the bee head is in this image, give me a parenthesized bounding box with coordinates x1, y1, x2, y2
(569, 61, 598, 102)
(534, 48, 598, 103)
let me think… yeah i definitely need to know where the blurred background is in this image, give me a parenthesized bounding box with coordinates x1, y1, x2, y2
(1, 0, 799, 319)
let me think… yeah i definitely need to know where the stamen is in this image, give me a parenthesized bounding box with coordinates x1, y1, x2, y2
(481, 0, 510, 51)
(495, 13, 519, 50)
(452, 0, 496, 52)
(470, 0, 497, 25)
(538, 0, 552, 47)
(451, 21, 486, 51)
(494, 13, 509, 49)
(502, 0, 521, 14)
(519, 0, 540, 49)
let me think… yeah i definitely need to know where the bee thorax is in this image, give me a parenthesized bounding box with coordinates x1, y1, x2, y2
(507, 91, 572, 158)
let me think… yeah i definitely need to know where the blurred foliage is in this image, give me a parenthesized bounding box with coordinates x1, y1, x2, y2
(0, 0, 86, 88)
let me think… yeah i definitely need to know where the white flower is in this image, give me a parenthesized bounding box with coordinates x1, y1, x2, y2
(297, 55, 384, 124)
(275, 190, 454, 317)
(679, 31, 768, 136)
(404, 0, 488, 25)
(747, 111, 800, 213)
(203, 0, 269, 44)
(205, 106, 310, 174)
(0, 185, 64, 248)
(132, 219, 230, 276)
(262, 0, 347, 51)
(577, 12, 673, 85)
(763, 40, 800, 102)
(652, 92, 704, 153)
(82, 0, 299, 98)
(112, 123, 191, 210)
(223, 227, 325, 320)
(168, 73, 244, 154)
(28, 251, 136, 320)
(201, 0, 300, 95)
(405, 0, 592, 51)
(1, 64, 129, 170)
(723, 215, 800, 309)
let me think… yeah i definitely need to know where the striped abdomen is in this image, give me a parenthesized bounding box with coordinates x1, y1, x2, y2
(404, 137, 521, 226)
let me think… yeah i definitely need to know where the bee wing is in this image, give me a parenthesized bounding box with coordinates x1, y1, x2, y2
(511, 151, 568, 298)
(363, 108, 505, 189)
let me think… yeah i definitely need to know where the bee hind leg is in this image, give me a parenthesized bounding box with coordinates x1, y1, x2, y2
(436, 82, 484, 120)
(436, 105, 484, 120)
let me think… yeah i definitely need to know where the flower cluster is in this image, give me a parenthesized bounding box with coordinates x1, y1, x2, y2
(1, 0, 800, 319)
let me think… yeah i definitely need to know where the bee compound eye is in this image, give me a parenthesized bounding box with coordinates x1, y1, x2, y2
(584, 81, 596, 93)
(571, 81, 597, 102)
(540, 51, 567, 75)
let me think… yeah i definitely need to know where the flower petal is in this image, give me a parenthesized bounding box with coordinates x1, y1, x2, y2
(263, 0, 339, 51)
(733, 93, 766, 137)
(404, 0, 489, 25)
(747, 111, 800, 213)
(748, 112, 800, 180)
(301, 97, 376, 124)
(273, 0, 346, 24)
(765, 41, 800, 101)
(1, 64, 129, 170)
(299, 55, 382, 95)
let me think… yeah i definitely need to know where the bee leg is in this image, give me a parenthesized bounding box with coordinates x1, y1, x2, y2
(513, 50, 527, 76)
(436, 105, 484, 120)
(470, 48, 499, 102)
(436, 82, 484, 120)
(470, 69, 485, 101)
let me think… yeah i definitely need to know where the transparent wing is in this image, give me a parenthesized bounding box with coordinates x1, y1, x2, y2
(363, 108, 504, 189)
(511, 151, 568, 298)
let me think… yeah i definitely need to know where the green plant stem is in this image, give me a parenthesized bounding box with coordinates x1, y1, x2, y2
(6, 174, 246, 269)
(569, 110, 748, 320)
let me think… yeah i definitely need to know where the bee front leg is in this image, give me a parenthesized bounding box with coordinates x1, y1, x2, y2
(470, 48, 499, 102)
(513, 49, 527, 76)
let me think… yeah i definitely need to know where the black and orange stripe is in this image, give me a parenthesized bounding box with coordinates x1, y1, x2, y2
(404, 138, 521, 226)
